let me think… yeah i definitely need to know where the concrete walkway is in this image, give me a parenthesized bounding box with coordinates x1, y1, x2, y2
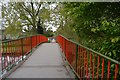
(7, 43, 75, 78)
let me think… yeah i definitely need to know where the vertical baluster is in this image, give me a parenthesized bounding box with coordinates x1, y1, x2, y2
(90, 52, 92, 78)
(6, 42, 8, 70)
(66, 40, 68, 58)
(36, 35, 37, 46)
(76, 44, 78, 72)
(64, 39, 66, 56)
(21, 38, 24, 60)
(78, 46, 80, 76)
(101, 58, 104, 80)
(114, 64, 118, 80)
(82, 48, 85, 79)
(86, 51, 89, 80)
(1, 42, 3, 72)
(83, 48, 85, 79)
(92, 54, 96, 80)
(13, 41, 15, 64)
(96, 55, 100, 79)
(79, 46, 81, 76)
(107, 61, 110, 80)
(31, 36, 32, 52)
(8, 41, 10, 68)
(10, 41, 13, 67)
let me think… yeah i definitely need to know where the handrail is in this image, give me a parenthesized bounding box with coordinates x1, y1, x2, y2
(60, 35, 120, 65)
(57, 35, 120, 79)
(1, 34, 44, 43)
(0, 34, 48, 78)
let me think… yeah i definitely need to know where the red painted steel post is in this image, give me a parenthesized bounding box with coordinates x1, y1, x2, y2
(31, 36, 32, 51)
(92, 54, 96, 80)
(64, 39, 66, 53)
(10, 41, 13, 65)
(107, 61, 110, 80)
(77, 46, 80, 76)
(62, 37, 63, 51)
(102, 58, 104, 79)
(76, 44, 78, 72)
(81, 48, 84, 79)
(64, 39, 66, 56)
(62, 38, 64, 52)
(86, 51, 89, 79)
(114, 64, 118, 80)
(1, 42, 4, 73)
(36, 35, 37, 46)
(7, 42, 9, 68)
(5, 43, 8, 69)
(2, 42, 4, 73)
(21, 38, 24, 60)
(66, 40, 68, 59)
(79, 46, 82, 78)
(96, 55, 100, 79)
(84, 49, 86, 78)
(90, 52, 92, 78)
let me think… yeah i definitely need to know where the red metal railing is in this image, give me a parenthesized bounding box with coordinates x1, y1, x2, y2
(0, 34, 48, 76)
(57, 35, 120, 80)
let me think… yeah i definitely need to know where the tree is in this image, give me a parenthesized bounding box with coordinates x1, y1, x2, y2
(57, 2, 120, 61)
(37, 17, 43, 34)
(14, 2, 42, 34)
(2, 3, 23, 38)
(2, 2, 61, 37)
(2, 2, 51, 37)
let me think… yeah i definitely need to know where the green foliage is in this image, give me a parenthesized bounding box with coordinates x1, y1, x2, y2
(57, 2, 120, 61)
(2, 2, 53, 38)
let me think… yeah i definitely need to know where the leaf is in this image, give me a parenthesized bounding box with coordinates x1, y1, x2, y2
(111, 37, 119, 43)
(91, 28, 96, 32)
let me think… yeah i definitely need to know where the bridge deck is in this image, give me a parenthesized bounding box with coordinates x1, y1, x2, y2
(7, 43, 75, 78)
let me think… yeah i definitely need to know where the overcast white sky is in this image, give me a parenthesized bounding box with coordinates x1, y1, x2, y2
(45, 3, 58, 32)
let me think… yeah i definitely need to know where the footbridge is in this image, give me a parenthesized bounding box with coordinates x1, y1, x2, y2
(0, 34, 119, 80)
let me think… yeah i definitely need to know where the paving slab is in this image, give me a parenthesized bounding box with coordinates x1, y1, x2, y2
(7, 43, 74, 78)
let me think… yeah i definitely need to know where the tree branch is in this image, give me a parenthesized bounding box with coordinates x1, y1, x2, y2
(36, 3, 41, 16)
(19, 3, 33, 17)
(31, 2, 34, 16)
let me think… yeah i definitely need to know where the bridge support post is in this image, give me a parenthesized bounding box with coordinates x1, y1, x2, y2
(36, 35, 37, 47)
(64, 39, 66, 57)
(30, 36, 32, 52)
(76, 44, 78, 72)
(21, 38, 24, 60)
(1, 42, 4, 74)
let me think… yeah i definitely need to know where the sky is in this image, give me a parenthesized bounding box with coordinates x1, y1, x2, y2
(45, 3, 59, 32)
